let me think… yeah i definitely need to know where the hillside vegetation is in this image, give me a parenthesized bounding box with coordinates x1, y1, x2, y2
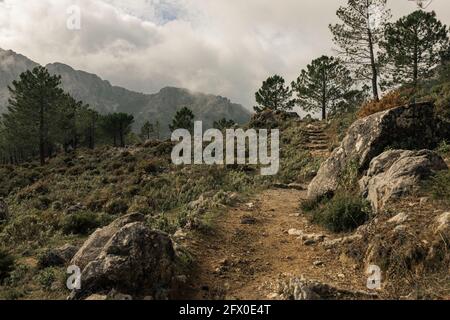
(0, 113, 320, 299)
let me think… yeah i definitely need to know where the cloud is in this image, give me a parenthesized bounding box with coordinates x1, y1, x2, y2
(0, 0, 449, 110)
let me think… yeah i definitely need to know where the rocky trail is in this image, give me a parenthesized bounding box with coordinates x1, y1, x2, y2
(302, 123, 330, 157)
(180, 188, 371, 300)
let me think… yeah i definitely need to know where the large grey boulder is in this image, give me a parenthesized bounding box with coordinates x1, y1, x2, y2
(71, 212, 144, 270)
(359, 150, 448, 213)
(69, 214, 175, 300)
(0, 198, 9, 221)
(38, 244, 79, 269)
(307, 103, 441, 200)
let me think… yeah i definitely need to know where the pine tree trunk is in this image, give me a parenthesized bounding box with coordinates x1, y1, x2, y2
(368, 28, 379, 102)
(39, 103, 45, 165)
(322, 70, 327, 121)
(413, 31, 419, 87)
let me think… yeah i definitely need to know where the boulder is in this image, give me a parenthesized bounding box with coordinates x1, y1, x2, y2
(71, 212, 145, 270)
(278, 277, 377, 300)
(65, 203, 86, 215)
(38, 244, 79, 269)
(359, 150, 447, 213)
(435, 212, 450, 236)
(69, 215, 175, 300)
(308, 103, 440, 200)
(0, 198, 9, 221)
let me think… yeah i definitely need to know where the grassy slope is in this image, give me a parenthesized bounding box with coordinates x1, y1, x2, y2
(0, 114, 319, 299)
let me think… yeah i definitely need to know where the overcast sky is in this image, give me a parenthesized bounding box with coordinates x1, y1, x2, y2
(0, 0, 449, 110)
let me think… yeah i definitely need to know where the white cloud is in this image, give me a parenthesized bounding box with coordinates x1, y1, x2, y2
(0, 0, 449, 110)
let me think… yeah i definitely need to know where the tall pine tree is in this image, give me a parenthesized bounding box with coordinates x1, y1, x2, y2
(330, 0, 391, 101)
(5, 66, 64, 165)
(140, 121, 154, 141)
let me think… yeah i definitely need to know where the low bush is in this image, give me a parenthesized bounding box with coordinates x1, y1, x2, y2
(36, 268, 56, 290)
(0, 249, 14, 283)
(61, 212, 110, 235)
(0, 214, 50, 245)
(303, 193, 371, 233)
(437, 141, 450, 156)
(104, 198, 129, 215)
(358, 88, 412, 118)
(424, 170, 450, 205)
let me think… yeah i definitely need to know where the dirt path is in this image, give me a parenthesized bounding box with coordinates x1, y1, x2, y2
(182, 188, 369, 300)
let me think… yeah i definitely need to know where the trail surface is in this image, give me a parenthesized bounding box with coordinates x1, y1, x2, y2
(183, 188, 368, 300)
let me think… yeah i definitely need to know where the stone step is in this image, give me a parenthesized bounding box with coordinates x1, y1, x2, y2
(306, 138, 328, 142)
(306, 144, 329, 150)
(307, 138, 328, 142)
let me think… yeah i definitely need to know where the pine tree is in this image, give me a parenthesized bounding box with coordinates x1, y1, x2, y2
(4, 66, 64, 165)
(101, 113, 134, 147)
(213, 118, 236, 131)
(292, 56, 353, 120)
(140, 121, 154, 140)
(330, 0, 391, 101)
(380, 10, 449, 88)
(254, 75, 295, 112)
(154, 120, 161, 140)
(54, 93, 82, 152)
(169, 107, 195, 133)
(76, 105, 99, 149)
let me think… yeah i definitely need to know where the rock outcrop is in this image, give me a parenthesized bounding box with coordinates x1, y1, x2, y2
(307, 103, 441, 200)
(69, 213, 175, 300)
(359, 150, 448, 212)
(38, 244, 78, 269)
(71, 213, 145, 270)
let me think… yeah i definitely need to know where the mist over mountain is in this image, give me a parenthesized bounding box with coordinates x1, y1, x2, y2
(0, 48, 251, 137)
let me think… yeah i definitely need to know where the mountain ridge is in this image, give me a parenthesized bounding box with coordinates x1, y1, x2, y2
(0, 48, 252, 136)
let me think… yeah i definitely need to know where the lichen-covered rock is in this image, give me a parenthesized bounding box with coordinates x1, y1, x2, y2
(38, 244, 79, 269)
(359, 150, 447, 213)
(71, 213, 145, 270)
(277, 277, 377, 300)
(69, 215, 175, 300)
(308, 103, 440, 200)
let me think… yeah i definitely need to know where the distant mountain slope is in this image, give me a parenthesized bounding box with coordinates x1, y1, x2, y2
(0, 49, 252, 137)
(0, 49, 39, 112)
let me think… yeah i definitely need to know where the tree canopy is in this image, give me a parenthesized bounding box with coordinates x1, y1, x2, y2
(169, 107, 195, 133)
(254, 75, 295, 112)
(292, 56, 353, 120)
(380, 10, 449, 88)
(330, 0, 391, 101)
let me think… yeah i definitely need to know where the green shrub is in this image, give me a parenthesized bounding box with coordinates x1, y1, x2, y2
(6, 264, 29, 287)
(105, 199, 129, 215)
(305, 193, 371, 233)
(0, 214, 50, 245)
(424, 170, 450, 205)
(137, 159, 161, 174)
(36, 268, 56, 290)
(0, 249, 14, 283)
(337, 159, 360, 191)
(147, 214, 176, 234)
(61, 212, 110, 235)
(0, 287, 25, 300)
(437, 141, 450, 156)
